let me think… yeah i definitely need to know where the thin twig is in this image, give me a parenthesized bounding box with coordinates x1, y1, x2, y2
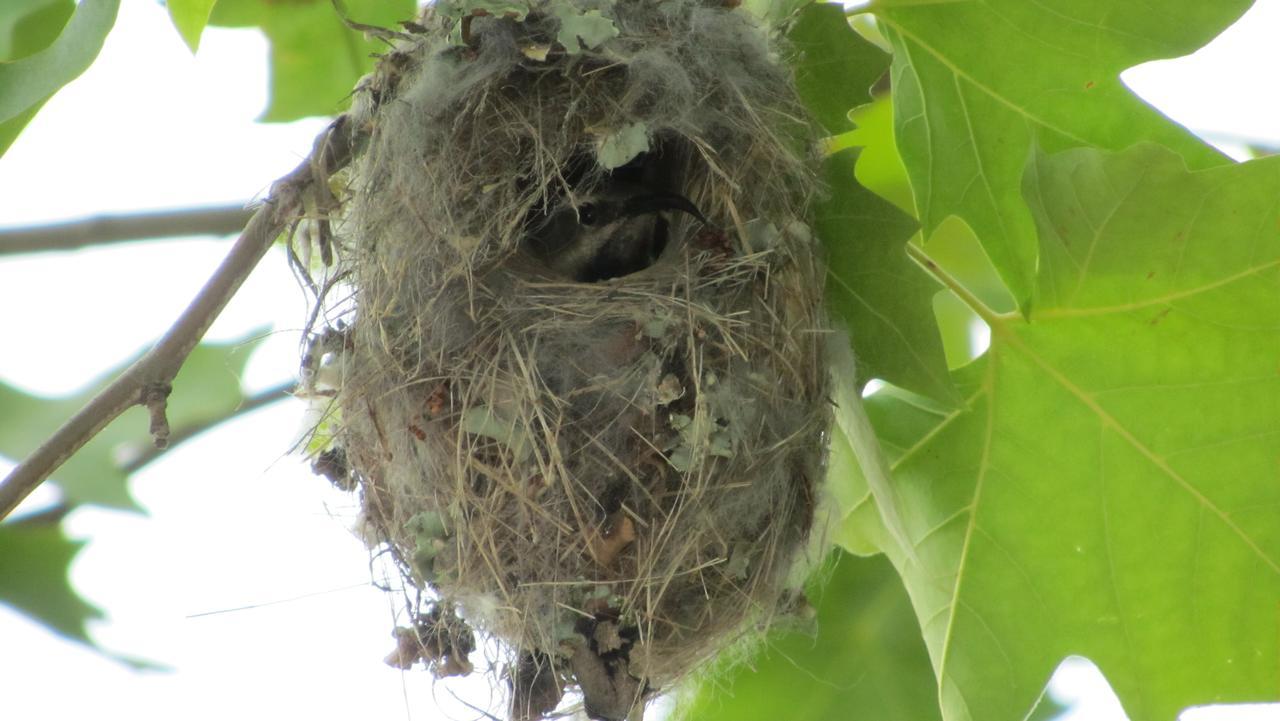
(0, 116, 357, 522)
(0, 204, 254, 255)
(118, 380, 298, 475)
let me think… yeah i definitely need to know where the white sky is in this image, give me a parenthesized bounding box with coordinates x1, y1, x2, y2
(0, 2, 1278, 720)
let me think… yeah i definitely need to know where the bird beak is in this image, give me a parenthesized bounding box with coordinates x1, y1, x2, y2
(622, 192, 709, 225)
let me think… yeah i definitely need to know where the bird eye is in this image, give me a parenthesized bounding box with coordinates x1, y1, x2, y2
(579, 203, 598, 226)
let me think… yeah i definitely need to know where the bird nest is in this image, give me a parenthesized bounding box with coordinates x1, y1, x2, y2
(297, 1, 832, 718)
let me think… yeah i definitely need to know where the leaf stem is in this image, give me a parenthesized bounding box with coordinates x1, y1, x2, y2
(904, 242, 1007, 328)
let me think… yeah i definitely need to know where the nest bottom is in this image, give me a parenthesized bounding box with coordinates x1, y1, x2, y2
(331, 236, 829, 719)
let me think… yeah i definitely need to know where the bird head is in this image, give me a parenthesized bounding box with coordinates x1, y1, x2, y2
(525, 182, 708, 282)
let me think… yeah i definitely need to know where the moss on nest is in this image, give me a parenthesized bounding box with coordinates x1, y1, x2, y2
(298, 1, 832, 718)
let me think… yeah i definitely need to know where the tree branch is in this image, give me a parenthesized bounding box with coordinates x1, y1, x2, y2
(0, 204, 255, 255)
(0, 116, 356, 522)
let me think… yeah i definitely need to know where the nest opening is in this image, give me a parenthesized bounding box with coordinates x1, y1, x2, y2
(297, 3, 834, 719)
(520, 137, 694, 282)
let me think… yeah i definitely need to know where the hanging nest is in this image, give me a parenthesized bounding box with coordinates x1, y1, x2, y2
(298, 1, 832, 718)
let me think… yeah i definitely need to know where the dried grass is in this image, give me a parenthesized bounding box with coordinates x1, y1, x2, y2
(298, 2, 831, 718)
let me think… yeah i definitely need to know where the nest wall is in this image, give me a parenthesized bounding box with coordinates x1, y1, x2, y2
(305, 2, 833, 718)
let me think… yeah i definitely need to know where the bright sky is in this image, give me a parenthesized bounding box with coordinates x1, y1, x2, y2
(0, 2, 1278, 720)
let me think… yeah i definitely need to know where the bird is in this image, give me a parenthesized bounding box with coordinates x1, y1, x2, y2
(524, 180, 707, 282)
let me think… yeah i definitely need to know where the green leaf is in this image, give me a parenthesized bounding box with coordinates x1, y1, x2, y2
(841, 97, 913, 214)
(1026, 693, 1070, 721)
(595, 121, 648, 170)
(787, 2, 888, 136)
(0, 511, 162, 668)
(0, 333, 267, 510)
(829, 423, 878, 555)
(847, 144, 1280, 721)
(0, 98, 45, 158)
(680, 551, 942, 721)
(788, 5, 959, 404)
(876, 0, 1249, 309)
(839, 380, 962, 554)
(0, 0, 73, 61)
(818, 149, 958, 405)
(554, 7, 618, 54)
(0, 515, 102, 644)
(167, 0, 218, 53)
(0, 0, 115, 115)
(204, 0, 261, 27)
(434, 0, 529, 21)
(209, 0, 415, 121)
(0, 0, 117, 155)
(742, 0, 808, 25)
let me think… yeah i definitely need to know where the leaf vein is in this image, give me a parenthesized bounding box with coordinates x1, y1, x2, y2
(882, 22, 1095, 148)
(1070, 164, 1151, 304)
(937, 357, 998, 685)
(992, 323, 1280, 575)
(1031, 257, 1280, 319)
